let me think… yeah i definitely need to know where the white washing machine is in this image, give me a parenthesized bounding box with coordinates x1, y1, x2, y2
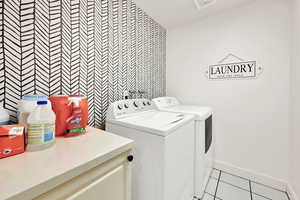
(106, 99, 196, 200)
(152, 97, 214, 199)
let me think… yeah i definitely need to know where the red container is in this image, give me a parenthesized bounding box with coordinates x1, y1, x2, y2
(0, 125, 25, 159)
(49, 95, 88, 137)
(49, 96, 72, 136)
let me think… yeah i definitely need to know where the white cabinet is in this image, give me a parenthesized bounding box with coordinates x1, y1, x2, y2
(0, 127, 133, 200)
(34, 152, 132, 200)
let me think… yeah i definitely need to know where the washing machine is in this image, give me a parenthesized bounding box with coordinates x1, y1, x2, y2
(106, 99, 196, 200)
(152, 97, 214, 199)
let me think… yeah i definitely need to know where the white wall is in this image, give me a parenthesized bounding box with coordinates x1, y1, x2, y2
(291, 0, 300, 198)
(167, 0, 291, 182)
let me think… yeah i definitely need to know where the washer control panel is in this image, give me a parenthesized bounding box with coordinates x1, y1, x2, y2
(152, 97, 180, 109)
(106, 99, 155, 119)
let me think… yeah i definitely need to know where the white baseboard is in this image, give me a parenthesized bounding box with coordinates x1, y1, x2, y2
(214, 160, 287, 191)
(287, 183, 299, 200)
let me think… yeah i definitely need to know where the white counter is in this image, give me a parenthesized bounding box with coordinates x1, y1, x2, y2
(0, 127, 133, 200)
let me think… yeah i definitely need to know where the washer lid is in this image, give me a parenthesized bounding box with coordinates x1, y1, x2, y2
(160, 105, 213, 121)
(107, 110, 195, 137)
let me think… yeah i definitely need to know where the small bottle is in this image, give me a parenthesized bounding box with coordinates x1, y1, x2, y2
(26, 101, 56, 151)
(65, 97, 84, 137)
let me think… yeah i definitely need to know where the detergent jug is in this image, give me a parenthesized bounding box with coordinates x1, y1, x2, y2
(49, 95, 88, 137)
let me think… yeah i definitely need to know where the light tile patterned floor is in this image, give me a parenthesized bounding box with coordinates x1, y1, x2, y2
(201, 169, 290, 200)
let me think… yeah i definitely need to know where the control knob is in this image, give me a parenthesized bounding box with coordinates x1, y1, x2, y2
(117, 104, 123, 110)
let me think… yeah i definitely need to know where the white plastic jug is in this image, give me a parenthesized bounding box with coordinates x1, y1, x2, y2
(0, 105, 9, 125)
(17, 94, 51, 126)
(26, 101, 56, 151)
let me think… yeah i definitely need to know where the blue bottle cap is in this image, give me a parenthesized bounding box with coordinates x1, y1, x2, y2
(37, 101, 48, 105)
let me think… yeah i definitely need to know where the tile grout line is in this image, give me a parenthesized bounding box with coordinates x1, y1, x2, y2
(249, 180, 253, 200)
(216, 177, 272, 200)
(214, 170, 222, 200)
(210, 176, 252, 193)
(250, 180, 286, 193)
(214, 168, 289, 200)
(253, 193, 272, 200)
(201, 170, 214, 199)
(207, 192, 223, 200)
(216, 168, 250, 182)
(201, 171, 214, 200)
(215, 168, 287, 194)
(212, 176, 272, 199)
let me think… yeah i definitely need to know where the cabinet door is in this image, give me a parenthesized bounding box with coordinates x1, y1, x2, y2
(35, 152, 131, 200)
(67, 165, 126, 200)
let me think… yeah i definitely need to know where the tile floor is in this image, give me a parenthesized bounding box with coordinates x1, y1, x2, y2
(201, 169, 290, 200)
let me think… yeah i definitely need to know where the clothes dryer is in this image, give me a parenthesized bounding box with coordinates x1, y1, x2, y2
(153, 97, 214, 199)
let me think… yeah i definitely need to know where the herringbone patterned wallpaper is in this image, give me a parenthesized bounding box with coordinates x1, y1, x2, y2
(0, 0, 166, 126)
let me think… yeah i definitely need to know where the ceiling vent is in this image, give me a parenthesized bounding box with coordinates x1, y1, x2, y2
(193, 0, 217, 10)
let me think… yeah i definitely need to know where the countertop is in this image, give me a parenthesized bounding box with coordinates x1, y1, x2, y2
(0, 127, 133, 200)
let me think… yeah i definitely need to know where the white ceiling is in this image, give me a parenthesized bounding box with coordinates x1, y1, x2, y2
(133, 0, 254, 29)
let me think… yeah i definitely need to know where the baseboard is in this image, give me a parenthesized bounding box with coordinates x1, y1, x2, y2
(214, 160, 287, 191)
(287, 183, 299, 200)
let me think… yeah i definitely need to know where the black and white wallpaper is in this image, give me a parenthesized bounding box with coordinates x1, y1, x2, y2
(0, 0, 166, 126)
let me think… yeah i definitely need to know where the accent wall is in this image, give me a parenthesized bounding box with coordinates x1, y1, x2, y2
(0, 0, 166, 126)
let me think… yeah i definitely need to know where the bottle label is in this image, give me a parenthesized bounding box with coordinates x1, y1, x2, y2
(68, 127, 84, 134)
(44, 132, 54, 142)
(27, 123, 55, 145)
(70, 117, 82, 124)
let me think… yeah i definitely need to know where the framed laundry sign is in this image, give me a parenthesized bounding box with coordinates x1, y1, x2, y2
(205, 54, 263, 80)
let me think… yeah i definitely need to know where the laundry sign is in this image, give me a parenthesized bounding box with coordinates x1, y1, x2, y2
(209, 61, 256, 79)
(205, 54, 263, 80)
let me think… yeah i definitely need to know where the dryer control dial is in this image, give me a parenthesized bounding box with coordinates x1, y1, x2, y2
(133, 101, 139, 108)
(117, 104, 123, 110)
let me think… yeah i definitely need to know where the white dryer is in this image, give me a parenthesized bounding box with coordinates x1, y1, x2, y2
(152, 97, 214, 199)
(106, 99, 196, 200)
